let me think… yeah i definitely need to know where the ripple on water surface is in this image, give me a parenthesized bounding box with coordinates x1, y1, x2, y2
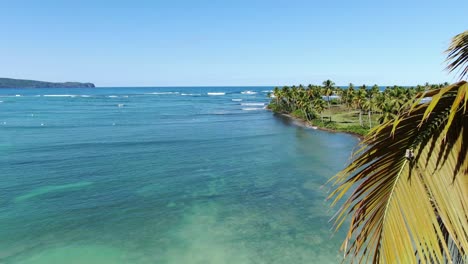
(0, 87, 358, 264)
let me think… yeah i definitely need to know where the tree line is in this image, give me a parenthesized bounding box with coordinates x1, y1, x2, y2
(268, 81, 450, 128)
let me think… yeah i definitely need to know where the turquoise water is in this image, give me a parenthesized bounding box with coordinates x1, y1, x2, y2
(0, 87, 358, 263)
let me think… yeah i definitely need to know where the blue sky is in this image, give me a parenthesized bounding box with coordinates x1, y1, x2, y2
(1, 0, 467, 86)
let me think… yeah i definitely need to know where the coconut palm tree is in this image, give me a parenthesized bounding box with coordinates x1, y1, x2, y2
(323, 79, 335, 108)
(344, 83, 355, 109)
(313, 97, 327, 122)
(362, 96, 375, 128)
(446, 30, 468, 80)
(329, 31, 468, 263)
(354, 85, 367, 126)
(363, 85, 380, 128)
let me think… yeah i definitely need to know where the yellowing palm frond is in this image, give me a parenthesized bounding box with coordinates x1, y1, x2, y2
(329, 81, 468, 263)
(446, 30, 468, 80)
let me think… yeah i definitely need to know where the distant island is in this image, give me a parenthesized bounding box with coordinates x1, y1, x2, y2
(0, 78, 95, 88)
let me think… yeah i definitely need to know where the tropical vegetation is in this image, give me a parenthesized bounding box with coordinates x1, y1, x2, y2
(327, 30, 468, 263)
(267, 81, 449, 135)
(267, 30, 468, 263)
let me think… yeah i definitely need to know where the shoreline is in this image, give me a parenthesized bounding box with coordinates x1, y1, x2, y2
(273, 112, 365, 140)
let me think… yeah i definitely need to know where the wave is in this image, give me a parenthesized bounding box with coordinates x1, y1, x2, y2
(181, 93, 201, 96)
(79, 95, 91, 97)
(241, 103, 265, 106)
(207, 92, 225, 96)
(107, 95, 118, 98)
(242, 107, 263, 111)
(231, 99, 242, 102)
(43, 95, 77, 97)
(144, 92, 180, 95)
(0, 101, 3, 103)
(262, 90, 273, 93)
(241, 91, 257, 95)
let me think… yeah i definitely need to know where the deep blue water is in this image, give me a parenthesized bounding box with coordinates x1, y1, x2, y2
(0, 87, 358, 263)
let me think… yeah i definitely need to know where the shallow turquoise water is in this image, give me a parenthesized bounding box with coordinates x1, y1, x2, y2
(0, 87, 358, 263)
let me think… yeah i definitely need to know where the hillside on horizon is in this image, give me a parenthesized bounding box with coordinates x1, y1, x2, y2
(0, 78, 95, 88)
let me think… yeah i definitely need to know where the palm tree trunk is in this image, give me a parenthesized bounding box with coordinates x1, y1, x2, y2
(359, 110, 363, 127)
(368, 110, 372, 128)
(302, 109, 308, 121)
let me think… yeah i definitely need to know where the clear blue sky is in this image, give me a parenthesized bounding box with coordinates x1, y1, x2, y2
(1, 0, 467, 87)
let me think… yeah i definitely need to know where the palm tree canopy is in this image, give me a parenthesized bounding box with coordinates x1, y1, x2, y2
(329, 81, 468, 263)
(323, 79, 336, 88)
(446, 30, 468, 80)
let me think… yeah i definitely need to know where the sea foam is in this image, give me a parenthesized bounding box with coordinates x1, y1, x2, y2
(241, 103, 265, 106)
(241, 91, 257, 95)
(242, 107, 263, 111)
(43, 95, 76, 97)
(207, 92, 225, 96)
(145, 92, 180, 95)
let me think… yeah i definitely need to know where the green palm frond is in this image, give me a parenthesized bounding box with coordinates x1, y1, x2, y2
(446, 30, 468, 80)
(329, 81, 468, 263)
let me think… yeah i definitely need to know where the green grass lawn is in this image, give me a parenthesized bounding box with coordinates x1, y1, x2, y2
(313, 105, 382, 136)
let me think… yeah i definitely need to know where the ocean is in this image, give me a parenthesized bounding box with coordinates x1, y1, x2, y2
(0, 87, 358, 263)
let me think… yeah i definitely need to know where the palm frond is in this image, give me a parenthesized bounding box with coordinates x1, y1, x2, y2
(446, 30, 468, 80)
(329, 81, 468, 263)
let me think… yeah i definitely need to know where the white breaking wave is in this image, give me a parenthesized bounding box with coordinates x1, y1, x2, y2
(242, 107, 263, 111)
(241, 91, 257, 95)
(43, 95, 76, 97)
(107, 95, 118, 98)
(15, 94, 22, 97)
(79, 95, 91, 97)
(181, 93, 201, 96)
(232, 99, 243, 102)
(145, 92, 180, 95)
(207, 92, 225, 96)
(241, 102, 265, 106)
(261, 90, 273, 93)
